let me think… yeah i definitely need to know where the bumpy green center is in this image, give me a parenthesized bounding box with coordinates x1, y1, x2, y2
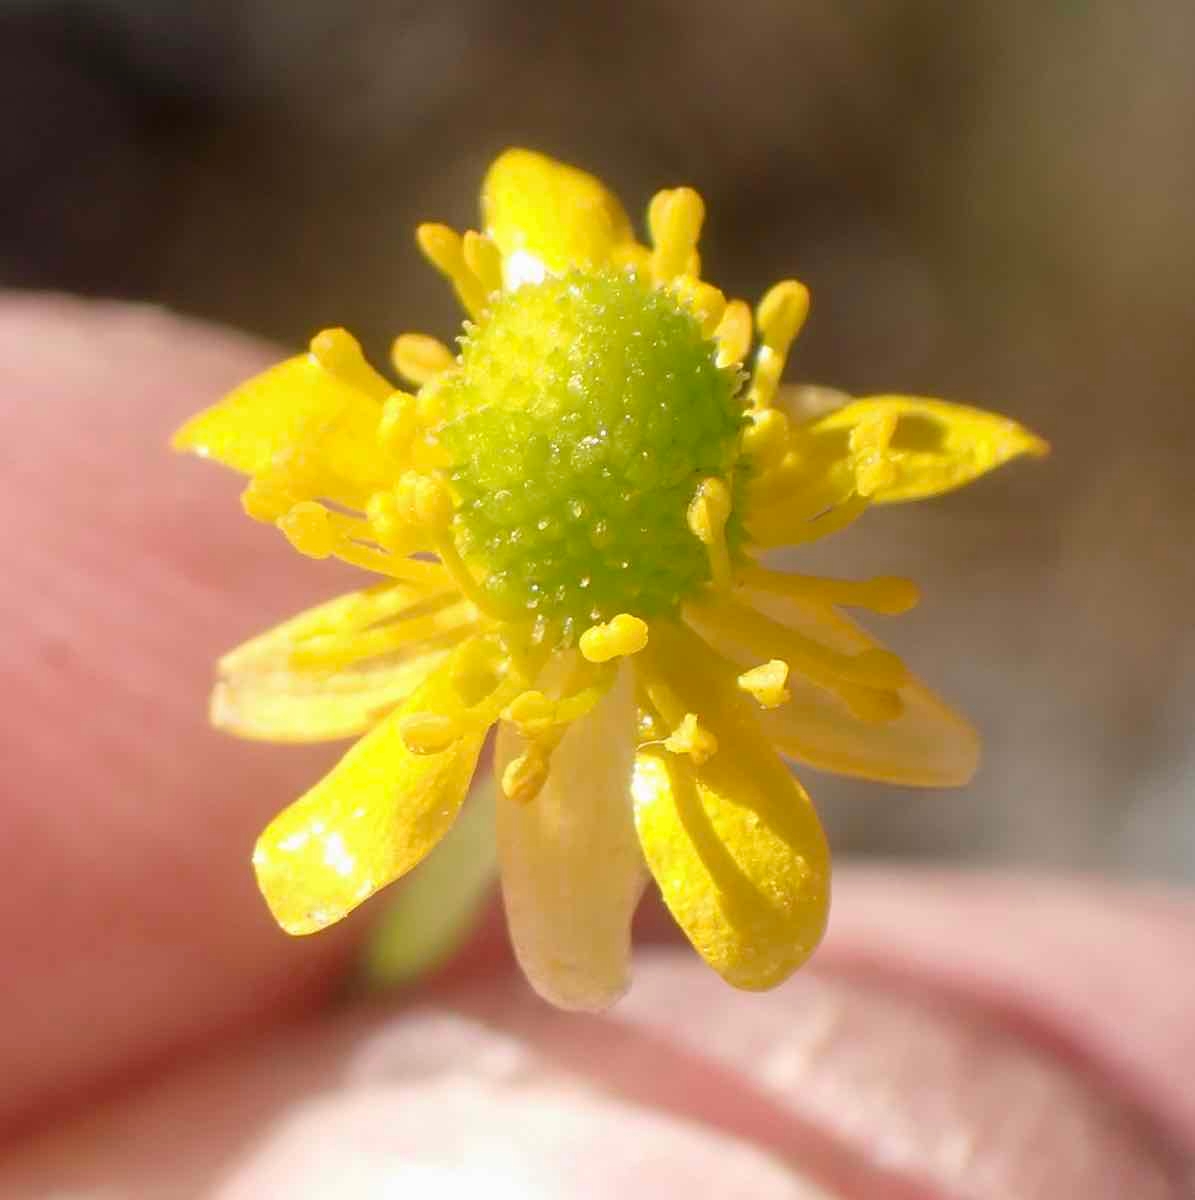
(435, 270, 743, 631)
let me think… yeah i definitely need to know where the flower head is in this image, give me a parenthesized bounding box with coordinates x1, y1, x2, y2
(174, 149, 1046, 1010)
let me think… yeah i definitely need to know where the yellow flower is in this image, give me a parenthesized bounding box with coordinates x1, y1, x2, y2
(174, 148, 1047, 1010)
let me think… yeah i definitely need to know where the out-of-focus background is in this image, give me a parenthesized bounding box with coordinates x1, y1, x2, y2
(5, 0, 1192, 879)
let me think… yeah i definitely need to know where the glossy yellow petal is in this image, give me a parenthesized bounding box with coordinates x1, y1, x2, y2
(495, 666, 644, 1011)
(482, 148, 634, 286)
(252, 638, 519, 935)
(733, 588, 980, 787)
(632, 622, 829, 990)
(804, 395, 1048, 504)
(172, 346, 391, 510)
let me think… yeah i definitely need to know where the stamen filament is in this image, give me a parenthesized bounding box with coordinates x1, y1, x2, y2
(289, 600, 474, 671)
(687, 478, 733, 591)
(738, 563, 921, 615)
(747, 280, 810, 409)
(416, 223, 489, 320)
(714, 299, 752, 368)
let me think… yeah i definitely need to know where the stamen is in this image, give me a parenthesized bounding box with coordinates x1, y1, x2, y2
(687, 596, 906, 721)
(277, 502, 340, 559)
(289, 600, 473, 671)
(390, 334, 456, 388)
(462, 231, 503, 299)
(648, 187, 705, 284)
(738, 563, 921, 615)
(663, 712, 718, 764)
(686, 478, 733, 591)
(502, 689, 555, 739)
(747, 280, 810, 410)
(579, 614, 649, 663)
(736, 660, 791, 709)
(671, 276, 726, 338)
(398, 712, 458, 754)
(377, 391, 421, 460)
(501, 748, 550, 805)
(308, 329, 392, 400)
(715, 299, 752, 368)
(333, 543, 448, 587)
(241, 475, 298, 523)
(415, 223, 489, 320)
(740, 409, 790, 473)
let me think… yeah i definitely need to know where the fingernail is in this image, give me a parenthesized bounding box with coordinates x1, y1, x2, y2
(619, 956, 1190, 1200)
(216, 1010, 833, 1199)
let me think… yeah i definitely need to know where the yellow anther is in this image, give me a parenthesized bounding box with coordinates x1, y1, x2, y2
(687, 477, 733, 591)
(308, 328, 391, 400)
(378, 391, 420, 458)
(736, 660, 792, 709)
(395, 471, 454, 532)
(390, 334, 455, 387)
(741, 408, 790, 473)
(672, 277, 726, 338)
(502, 690, 556, 738)
(501, 749, 550, 805)
(649, 187, 705, 283)
(757, 280, 811, 350)
(277, 502, 338, 559)
(462, 230, 503, 299)
(398, 712, 459, 755)
(416, 223, 488, 320)
(365, 490, 421, 554)
(663, 712, 718, 764)
(749, 280, 811, 409)
(715, 299, 752, 367)
(579, 614, 649, 663)
(241, 476, 296, 523)
(687, 478, 732, 544)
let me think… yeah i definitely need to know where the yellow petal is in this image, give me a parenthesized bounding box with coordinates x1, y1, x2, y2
(632, 622, 829, 990)
(252, 638, 518, 935)
(495, 666, 645, 1011)
(211, 583, 461, 742)
(212, 646, 451, 743)
(803, 395, 1048, 504)
(773, 383, 853, 424)
(172, 349, 391, 509)
(737, 588, 980, 787)
(482, 148, 634, 286)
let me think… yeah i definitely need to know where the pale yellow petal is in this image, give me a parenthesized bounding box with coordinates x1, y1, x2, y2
(252, 638, 519, 935)
(212, 645, 452, 743)
(210, 583, 461, 742)
(732, 588, 980, 787)
(804, 395, 1048, 504)
(172, 349, 391, 509)
(482, 148, 634, 286)
(632, 622, 829, 990)
(773, 383, 853, 424)
(495, 666, 645, 1011)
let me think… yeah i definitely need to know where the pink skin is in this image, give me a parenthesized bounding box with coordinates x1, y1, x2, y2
(1, 295, 1191, 1197)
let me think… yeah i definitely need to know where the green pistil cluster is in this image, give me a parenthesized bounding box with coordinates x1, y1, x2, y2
(434, 270, 744, 630)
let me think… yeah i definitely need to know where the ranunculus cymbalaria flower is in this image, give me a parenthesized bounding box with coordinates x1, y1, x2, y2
(174, 149, 1046, 1010)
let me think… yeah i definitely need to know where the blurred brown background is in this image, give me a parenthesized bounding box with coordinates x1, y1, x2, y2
(4, 0, 1192, 879)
